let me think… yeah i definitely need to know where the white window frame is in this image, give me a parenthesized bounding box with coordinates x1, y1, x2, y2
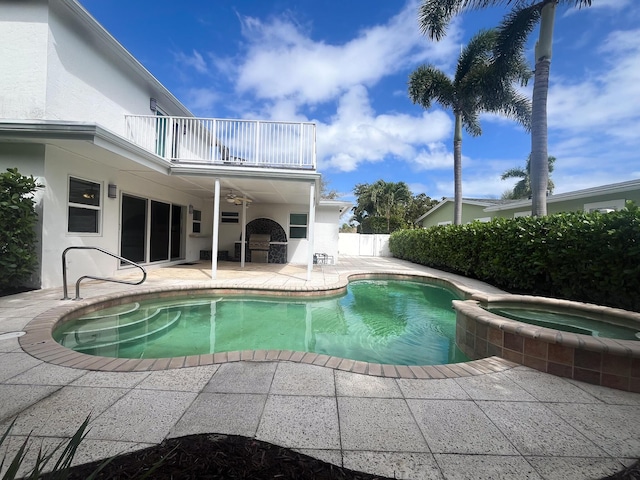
(192, 209, 202, 233)
(289, 213, 308, 239)
(67, 176, 102, 235)
(584, 199, 625, 213)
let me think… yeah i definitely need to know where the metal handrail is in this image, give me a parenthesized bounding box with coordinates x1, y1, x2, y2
(61, 246, 147, 300)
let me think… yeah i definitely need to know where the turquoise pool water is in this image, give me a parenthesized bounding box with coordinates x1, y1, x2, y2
(53, 280, 468, 365)
(488, 307, 640, 340)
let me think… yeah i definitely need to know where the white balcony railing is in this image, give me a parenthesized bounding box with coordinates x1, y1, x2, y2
(125, 115, 316, 170)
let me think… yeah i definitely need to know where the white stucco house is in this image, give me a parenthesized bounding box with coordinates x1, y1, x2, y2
(0, 0, 350, 289)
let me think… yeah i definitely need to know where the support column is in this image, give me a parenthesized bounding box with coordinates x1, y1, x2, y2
(211, 179, 221, 279)
(240, 199, 247, 268)
(306, 182, 316, 281)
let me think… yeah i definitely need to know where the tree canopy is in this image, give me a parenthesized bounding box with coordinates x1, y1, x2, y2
(352, 180, 437, 233)
(501, 154, 556, 199)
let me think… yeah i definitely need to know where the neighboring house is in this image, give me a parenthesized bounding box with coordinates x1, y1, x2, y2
(416, 198, 510, 227)
(417, 180, 640, 228)
(0, 0, 350, 289)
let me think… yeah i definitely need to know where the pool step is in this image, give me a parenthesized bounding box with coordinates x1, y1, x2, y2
(61, 310, 182, 352)
(58, 299, 216, 351)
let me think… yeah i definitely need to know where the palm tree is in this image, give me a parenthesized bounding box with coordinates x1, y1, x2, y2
(409, 29, 531, 224)
(418, 0, 593, 216)
(501, 154, 556, 199)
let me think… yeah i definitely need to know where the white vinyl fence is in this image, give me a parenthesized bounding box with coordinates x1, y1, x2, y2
(338, 233, 391, 257)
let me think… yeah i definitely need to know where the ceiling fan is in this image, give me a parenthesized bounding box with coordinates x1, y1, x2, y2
(225, 190, 253, 205)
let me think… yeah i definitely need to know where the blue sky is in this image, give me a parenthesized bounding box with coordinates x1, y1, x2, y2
(81, 0, 640, 203)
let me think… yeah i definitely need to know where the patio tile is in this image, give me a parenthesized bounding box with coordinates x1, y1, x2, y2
(338, 397, 428, 452)
(343, 451, 443, 480)
(86, 389, 198, 443)
(270, 362, 335, 396)
(546, 403, 640, 457)
(396, 378, 470, 400)
(0, 337, 22, 353)
(204, 361, 277, 394)
(70, 370, 150, 388)
(0, 385, 60, 422)
(8, 362, 87, 386)
(407, 399, 517, 455)
(169, 393, 267, 438)
(136, 365, 218, 392)
(256, 395, 340, 449)
(478, 401, 607, 457)
(0, 352, 43, 382)
(454, 372, 537, 401)
(502, 367, 602, 403)
(335, 370, 402, 398)
(434, 454, 543, 480)
(294, 449, 342, 467)
(566, 379, 640, 405)
(525, 456, 629, 480)
(0, 386, 129, 437)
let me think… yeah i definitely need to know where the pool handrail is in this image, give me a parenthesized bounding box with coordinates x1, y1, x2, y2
(61, 246, 147, 300)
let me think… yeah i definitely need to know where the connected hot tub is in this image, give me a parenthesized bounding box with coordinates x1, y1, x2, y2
(453, 294, 640, 392)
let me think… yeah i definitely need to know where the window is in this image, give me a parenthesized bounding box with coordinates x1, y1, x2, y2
(584, 199, 625, 213)
(68, 177, 101, 233)
(193, 209, 202, 233)
(221, 211, 239, 224)
(289, 213, 308, 239)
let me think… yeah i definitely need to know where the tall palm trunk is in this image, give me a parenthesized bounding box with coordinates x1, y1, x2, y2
(530, 1, 556, 216)
(453, 113, 463, 225)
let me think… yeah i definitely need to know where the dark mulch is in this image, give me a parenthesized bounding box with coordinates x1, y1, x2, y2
(0, 286, 36, 298)
(38, 434, 639, 480)
(42, 434, 393, 480)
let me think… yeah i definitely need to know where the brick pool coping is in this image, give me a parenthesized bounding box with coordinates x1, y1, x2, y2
(454, 294, 640, 392)
(20, 272, 522, 377)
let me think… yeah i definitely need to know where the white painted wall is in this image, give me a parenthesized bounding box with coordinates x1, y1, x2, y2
(338, 233, 391, 257)
(3, 1, 186, 131)
(0, 1, 49, 119)
(36, 144, 205, 289)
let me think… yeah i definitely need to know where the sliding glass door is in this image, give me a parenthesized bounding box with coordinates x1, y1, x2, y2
(120, 195, 184, 265)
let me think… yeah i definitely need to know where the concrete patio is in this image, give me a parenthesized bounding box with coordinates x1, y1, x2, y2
(0, 256, 638, 479)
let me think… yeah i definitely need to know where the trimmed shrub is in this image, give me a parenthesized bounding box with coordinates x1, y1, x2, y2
(389, 204, 640, 311)
(0, 168, 42, 290)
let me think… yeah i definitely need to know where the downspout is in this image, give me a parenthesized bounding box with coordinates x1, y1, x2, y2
(211, 179, 220, 279)
(306, 182, 316, 281)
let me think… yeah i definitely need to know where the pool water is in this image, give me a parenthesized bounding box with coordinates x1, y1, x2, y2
(54, 280, 468, 365)
(488, 308, 640, 340)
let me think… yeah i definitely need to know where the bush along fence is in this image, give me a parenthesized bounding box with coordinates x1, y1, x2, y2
(0, 168, 42, 291)
(389, 203, 640, 312)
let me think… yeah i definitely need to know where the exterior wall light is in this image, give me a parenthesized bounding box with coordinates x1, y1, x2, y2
(108, 184, 117, 198)
(150, 97, 157, 112)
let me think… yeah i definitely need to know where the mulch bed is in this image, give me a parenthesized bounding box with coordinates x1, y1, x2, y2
(42, 434, 392, 479)
(38, 433, 639, 480)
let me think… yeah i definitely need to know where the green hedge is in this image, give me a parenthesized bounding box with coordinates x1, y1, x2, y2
(0, 168, 42, 290)
(389, 205, 640, 312)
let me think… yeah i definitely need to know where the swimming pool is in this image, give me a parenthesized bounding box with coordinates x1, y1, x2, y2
(53, 280, 468, 366)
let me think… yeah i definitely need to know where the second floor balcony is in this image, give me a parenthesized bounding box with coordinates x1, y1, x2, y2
(125, 115, 316, 170)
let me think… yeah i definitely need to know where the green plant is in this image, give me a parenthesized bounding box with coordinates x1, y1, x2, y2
(389, 205, 640, 311)
(0, 416, 167, 479)
(0, 168, 43, 290)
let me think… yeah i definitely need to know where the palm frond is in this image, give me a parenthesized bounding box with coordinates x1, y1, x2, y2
(408, 65, 456, 110)
(501, 167, 527, 180)
(493, 3, 541, 80)
(455, 29, 496, 83)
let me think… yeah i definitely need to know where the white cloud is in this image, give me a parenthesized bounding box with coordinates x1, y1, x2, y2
(548, 28, 640, 138)
(231, 1, 461, 105)
(315, 86, 452, 172)
(174, 50, 208, 74)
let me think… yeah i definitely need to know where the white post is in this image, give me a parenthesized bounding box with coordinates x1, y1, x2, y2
(211, 179, 221, 279)
(306, 182, 316, 281)
(240, 199, 247, 268)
